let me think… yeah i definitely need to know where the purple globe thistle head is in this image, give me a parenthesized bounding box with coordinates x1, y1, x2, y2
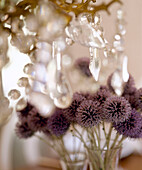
(92, 85, 111, 105)
(48, 108, 70, 137)
(123, 74, 136, 94)
(15, 122, 34, 139)
(83, 92, 94, 100)
(137, 88, 142, 111)
(27, 107, 48, 132)
(63, 92, 85, 122)
(75, 57, 92, 77)
(17, 103, 33, 122)
(123, 89, 140, 110)
(103, 96, 132, 123)
(113, 109, 142, 138)
(76, 100, 102, 128)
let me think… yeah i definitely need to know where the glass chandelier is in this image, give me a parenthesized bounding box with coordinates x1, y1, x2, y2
(0, 0, 127, 122)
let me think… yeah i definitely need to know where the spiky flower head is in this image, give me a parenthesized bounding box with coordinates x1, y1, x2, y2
(63, 92, 85, 122)
(137, 88, 142, 111)
(48, 108, 70, 136)
(92, 85, 111, 105)
(113, 109, 142, 138)
(122, 89, 140, 110)
(27, 107, 48, 132)
(76, 100, 101, 127)
(15, 122, 34, 139)
(75, 57, 91, 77)
(103, 96, 132, 123)
(123, 75, 136, 94)
(17, 103, 33, 122)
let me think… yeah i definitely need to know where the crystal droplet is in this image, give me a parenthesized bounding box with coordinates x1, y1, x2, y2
(17, 77, 29, 87)
(62, 54, 72, 67)
(117, 19, 126, 36)
(66, 37, 73, 46)
(8, 89, 21, 100)
(54, 37, 67, 52)
(122, 55, 129, 82)
(94, 13, 101, 25)
(16, 98, 27, 111)
(23, 63, 34, 75)
(117, 9, 124, 20)
(111, 70, 124, 96)
(89, 48, 101, 81)
(54, 72, 72, 108)
(79, 13, 92, 24)
(29, 92, 54, 117)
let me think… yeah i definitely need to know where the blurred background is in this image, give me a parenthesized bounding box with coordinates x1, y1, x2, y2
(0, 0, 142, 170)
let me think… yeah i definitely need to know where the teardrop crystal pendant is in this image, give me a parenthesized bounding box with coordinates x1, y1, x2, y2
(111, 69, 124, 96)
(122, 55, 129, 82)
(49, 41, 73, 109)
(28, 91, 55, 117)
(89, 47, 101, 81)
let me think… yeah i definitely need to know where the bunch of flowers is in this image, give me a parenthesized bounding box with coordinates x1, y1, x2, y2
(15, 72, 142, 170)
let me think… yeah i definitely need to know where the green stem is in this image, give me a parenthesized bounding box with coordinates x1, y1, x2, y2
(104, 124, 113, 169)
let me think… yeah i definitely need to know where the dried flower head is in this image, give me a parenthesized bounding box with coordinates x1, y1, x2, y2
(122, 89, 140, 110)
(113, 109, 142, 138)
(17, 103, 33, 122)
(75, 57, 91, 77)
(123, 75, 136, 94)
(27, 107, 48, 132)
(103, 96, 132, 123)
(48, 109, 70, 136)
(76, 100, 101, 127)
(93, 85, 111, 104)
(15, 122, 34, 139)
(137, 88, 142, 111)
(63, 92, 85, 122)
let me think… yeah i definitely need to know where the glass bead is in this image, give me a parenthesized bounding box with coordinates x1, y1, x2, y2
(23, 63, 34, 75)
(66, 37, 74, 46)
(11, 34, 35, 53)
(8, 89, 21, 100)
(16, 98, 27, 111)
(79, 13, 92, 24)
(17, 77, 29, 87)
(94, 14, 101, 25)
(117, 9, 124, 20)
(66, 20, 105, 48)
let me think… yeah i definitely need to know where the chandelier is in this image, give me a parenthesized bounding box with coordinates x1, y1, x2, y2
(1, 0, 142, 170)
(0, 0, 124, 119)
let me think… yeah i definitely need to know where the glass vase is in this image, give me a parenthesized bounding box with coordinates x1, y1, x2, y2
(60, 152, 88, 170)
(87, 146, 121, 170)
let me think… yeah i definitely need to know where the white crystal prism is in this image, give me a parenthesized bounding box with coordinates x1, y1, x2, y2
(89, 48, 101, 81)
